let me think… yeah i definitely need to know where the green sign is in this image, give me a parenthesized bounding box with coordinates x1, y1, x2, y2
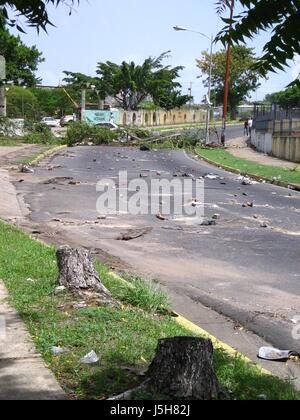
(0, 56, 5, 80)
(83, 110, 120, 125)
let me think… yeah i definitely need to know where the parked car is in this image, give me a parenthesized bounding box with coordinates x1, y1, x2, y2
(40, 117, 60, 128)
(95, 122, 119, 130)
(60, 115, 76, 127)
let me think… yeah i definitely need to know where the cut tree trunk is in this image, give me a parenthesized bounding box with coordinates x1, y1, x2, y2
(110, 337, 221, 400)
(56, 246, 119, 306)
(146, 337, 220, 400)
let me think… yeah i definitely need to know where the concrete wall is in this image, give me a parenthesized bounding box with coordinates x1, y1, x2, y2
(272, 136, 300, 163)
(252, 116, 300, 162)
(251, 119, 273, 154)
(251, 129, 273, 154)
(119, 108, 207, 127)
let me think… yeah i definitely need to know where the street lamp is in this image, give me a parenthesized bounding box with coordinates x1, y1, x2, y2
(173, 26, 214, 146)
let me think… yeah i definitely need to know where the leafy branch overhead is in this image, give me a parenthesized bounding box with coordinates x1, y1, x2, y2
(0, 1, 79, 31)
(216, 0, 300, 80)
(64, 52, 190, 111)
(0, 25, 43, 86)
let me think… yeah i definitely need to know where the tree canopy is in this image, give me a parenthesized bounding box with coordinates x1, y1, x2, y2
(216, 0, 300, 80)
(0, 1, 79, 31)
(265, 86, 300, 109)
(0, 25, 43, 85)
(197, 45, 262, 118)
(64, 53, 190, 111)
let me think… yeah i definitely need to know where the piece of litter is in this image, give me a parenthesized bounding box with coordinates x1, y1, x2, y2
(51, 346, 69, 355)
(242, 201, 254, 208)
(260, 221, 269, 228)
(26, 278, 35, 283)
(20, 165, 34, 174)
(204, 174, 219, 180)
(200, 220, 217, 226)
(80, 350, 99, 364)
(156, 212, 166, 221)
(73, 302, 88, 309)
(258, 347, 299, 361)
(212, 214, 220, 220)
(54, 286, 66, 294)
(140, 145, 150, 151)
(237, 176, 258, 186)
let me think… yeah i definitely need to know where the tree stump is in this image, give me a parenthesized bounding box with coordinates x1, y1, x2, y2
(146, 337, 220, 400)
(56, 246, 119, 306)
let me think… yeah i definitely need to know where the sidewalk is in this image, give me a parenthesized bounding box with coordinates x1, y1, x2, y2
(0, 169, 24, 221)
(0, 281, 65, 400)
(227, 137, 300, 169)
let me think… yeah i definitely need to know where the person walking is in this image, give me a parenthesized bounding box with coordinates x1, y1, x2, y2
(248, 118, 253, 137)
(244, 120, 249, 136)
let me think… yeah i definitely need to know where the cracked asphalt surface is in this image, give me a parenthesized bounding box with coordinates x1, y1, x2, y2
(14, 145, 300, 352)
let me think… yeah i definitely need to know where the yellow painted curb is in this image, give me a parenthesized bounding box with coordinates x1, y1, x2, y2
(2, 221, 273, 378)
(108, 270, 272, 376)
(175, 313, 272, 376)
(30, 145, 67, 166)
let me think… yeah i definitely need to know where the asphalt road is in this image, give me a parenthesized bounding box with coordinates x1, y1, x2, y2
(16, 144, 300, 352)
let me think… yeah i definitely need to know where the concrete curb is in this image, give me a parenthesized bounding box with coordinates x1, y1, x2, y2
(195, 149, 300, 192)
(175, 314, 272, 376)
(29, 145, 67, 166)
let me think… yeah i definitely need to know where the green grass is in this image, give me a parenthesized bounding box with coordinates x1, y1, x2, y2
(0, 220, 299, 400)
(17, 145, 60, 165)
(196, 147, 300, 185)
(0, 137, 24, 147)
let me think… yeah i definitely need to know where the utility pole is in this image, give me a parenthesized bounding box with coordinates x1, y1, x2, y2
(81, 89, 86, 122)
(205, 34, 214, 146)
(221, 0, 235, 146)
(0, 55, 6, 117)
(188, 82, 193, 107)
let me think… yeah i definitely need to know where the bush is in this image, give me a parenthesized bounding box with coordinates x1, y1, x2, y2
(177, 128, 204, 148)
(66, 122, 117, 146)
(23, 122, 57, 144)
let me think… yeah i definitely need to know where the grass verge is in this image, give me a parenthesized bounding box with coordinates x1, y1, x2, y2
(0, 220, 299, 400)
(17, 145, 66, 165)
(196, 147, 300, 186)
(0, 137, 24, 147)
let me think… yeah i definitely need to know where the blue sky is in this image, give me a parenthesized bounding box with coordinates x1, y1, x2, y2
(13, 0, 298, 102)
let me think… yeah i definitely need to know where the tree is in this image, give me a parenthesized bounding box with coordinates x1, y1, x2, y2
(0, 26, 43, 86)
(265, 86, 300, 109)
(31, 87, 77, 117)
(0, 1, 79, 31)
(64, 53, 190, 111)
(216, 1, 300, 81)
(197, 45, 262, 119)
(6, 86, 38, 118)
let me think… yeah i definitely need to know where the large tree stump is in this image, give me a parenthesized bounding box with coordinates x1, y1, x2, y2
(146, 337, 220, 400)
(109, 337, 221, 400)
(56, 246, 119, 306)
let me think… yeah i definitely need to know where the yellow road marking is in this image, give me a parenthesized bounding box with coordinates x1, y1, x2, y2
(175, 313, 272, 376)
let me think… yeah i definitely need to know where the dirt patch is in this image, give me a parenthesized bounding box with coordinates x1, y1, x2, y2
(0, 145, 49, 167)
(226, 138, 300, 169)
